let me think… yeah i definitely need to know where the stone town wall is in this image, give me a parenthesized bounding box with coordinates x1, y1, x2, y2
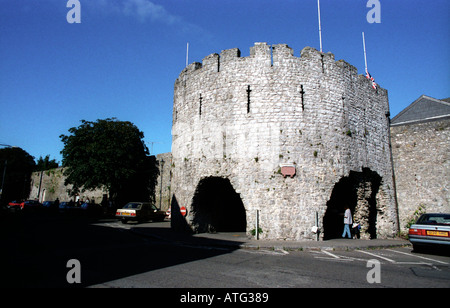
(391, 119, 450, 231)
(29, 153, 171, 208)
(154, 152, 172, 212)
(171, 42, 398, 240)
(29, 167, 107, 203)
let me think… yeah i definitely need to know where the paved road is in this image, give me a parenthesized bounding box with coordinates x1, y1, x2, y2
(1, 212, 449, 289)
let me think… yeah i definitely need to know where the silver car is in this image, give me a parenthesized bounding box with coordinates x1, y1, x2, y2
(409, 213, 450, 252)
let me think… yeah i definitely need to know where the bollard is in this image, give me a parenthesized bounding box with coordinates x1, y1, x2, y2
(256, 210, 260, 240)
(315, 211, 319, 241)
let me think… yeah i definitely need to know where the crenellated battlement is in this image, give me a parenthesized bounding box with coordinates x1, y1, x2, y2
(176, 42, 365, 87)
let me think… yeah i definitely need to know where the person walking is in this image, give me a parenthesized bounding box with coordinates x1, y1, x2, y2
(342, 206, 353, 239)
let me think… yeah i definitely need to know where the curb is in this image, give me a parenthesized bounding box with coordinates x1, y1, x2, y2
(130, 227, 411, 252)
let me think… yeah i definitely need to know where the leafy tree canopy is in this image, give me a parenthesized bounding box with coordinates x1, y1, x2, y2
(60, 118, 153, 203)
(0, 147, 35, 205)
(35, 155, 59, 171)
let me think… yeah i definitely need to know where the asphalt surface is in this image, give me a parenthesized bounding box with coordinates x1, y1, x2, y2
(130, 220, 411, 252)
(3, 211, 448, 290)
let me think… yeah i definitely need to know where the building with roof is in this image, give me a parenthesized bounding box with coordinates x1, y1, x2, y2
(390, 95, 450, 231)
(391, 95, 450, 126)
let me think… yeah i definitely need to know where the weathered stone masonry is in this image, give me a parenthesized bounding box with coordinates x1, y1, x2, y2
(171, 43, 399, 240)
(391, 119, 450, 230)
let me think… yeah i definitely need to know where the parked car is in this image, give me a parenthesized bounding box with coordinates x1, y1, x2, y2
(58, 201, 70, 213)
(81, 202, 102, 216)
(116, 202, 166, 224)
(58, 201, 80, 215)
(7, 200, 23, 211)
(22, 200, 42, 210)
(8, 200, 41, 211)
(42, 201, 57, 211)
(409, 213, 450, 252)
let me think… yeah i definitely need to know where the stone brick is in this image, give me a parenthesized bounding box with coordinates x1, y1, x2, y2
(391, 119, 450, 231)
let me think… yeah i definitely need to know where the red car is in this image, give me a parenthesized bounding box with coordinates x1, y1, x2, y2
(7, 200, 23, 210)
(7, 200, 42, 211)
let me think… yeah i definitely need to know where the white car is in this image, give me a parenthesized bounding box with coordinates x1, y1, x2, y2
(116, 202, 166, 224)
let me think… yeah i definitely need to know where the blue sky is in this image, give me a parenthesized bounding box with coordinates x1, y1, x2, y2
(1, 0, 448, 164)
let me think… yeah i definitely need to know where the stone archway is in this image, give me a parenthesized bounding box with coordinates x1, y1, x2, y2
(323, 168, 381, 240)
(191, 177, 246, 233)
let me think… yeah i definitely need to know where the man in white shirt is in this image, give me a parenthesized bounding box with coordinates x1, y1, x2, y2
(342, 207, 353, 239)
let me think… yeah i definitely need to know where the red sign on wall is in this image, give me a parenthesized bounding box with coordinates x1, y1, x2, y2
(280, 164, 296, 178)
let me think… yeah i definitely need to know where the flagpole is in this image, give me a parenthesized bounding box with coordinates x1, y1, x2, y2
(362, 32, 377, 90)
(317, 0, 323, 52)
(186, 42, 189, 67)
(362, 32, 368, 73)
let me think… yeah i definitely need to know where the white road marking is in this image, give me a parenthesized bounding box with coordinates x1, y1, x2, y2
(340, 255, 371, 262)
(321, 250, 341, 259)
(314, 257, 353, 262)
(275, 248, 290, 255)
(311, 248, 450, 267)
(386, 249, 449, 265)
(243, 248, 289, 256)
(357, 250, 396, 263)
(312, 250, 362, 262)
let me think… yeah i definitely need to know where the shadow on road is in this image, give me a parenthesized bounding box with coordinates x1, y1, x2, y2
(0, 211, 242, 288)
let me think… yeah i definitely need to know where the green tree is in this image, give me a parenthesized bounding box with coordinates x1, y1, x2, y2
(35, 155, 59, 171)
(0, 147, 35, 206)
(60, 118, 157, 206)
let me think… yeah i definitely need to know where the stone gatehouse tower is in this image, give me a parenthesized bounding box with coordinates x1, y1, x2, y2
(171, 42, 399, 240)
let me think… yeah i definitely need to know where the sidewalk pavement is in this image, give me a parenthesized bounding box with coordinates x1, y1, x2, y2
(130, 221, 411, 252)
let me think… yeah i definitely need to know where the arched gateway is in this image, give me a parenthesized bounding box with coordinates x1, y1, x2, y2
(191, 177, 246, 233)
(323, 168, 382, 240)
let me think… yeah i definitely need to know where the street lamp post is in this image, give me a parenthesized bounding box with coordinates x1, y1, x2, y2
(159, 158, 164, 210)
